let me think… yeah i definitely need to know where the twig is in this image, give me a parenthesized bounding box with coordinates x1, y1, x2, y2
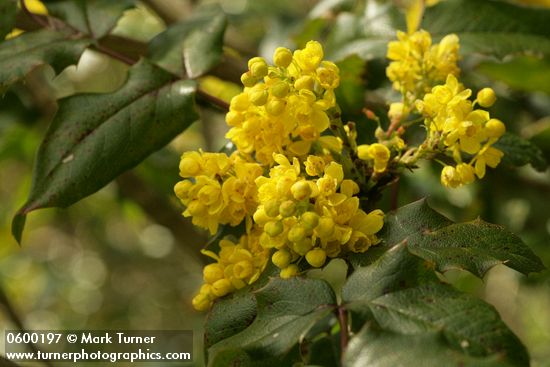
(337, 306, 349, 364)
(196, 88, 230, 111)
(0, 288, 54, 367)
(93, 43, 136, 65)
(20, 0, 49, 29)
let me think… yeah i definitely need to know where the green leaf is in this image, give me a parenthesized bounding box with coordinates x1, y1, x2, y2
(0, 0, 17, 40)
(477, 56, 550, 95)
(380, 198, 453, 247)
(207, 277, 336, 366)
(44, 0, 134, 38)
(12, 59, 198, 243)
(331, 0, 550, 62)
(0, 29, 89, 91)
(148, 6, 226, 78)
(423, 0, 550, 38)
(365, 282, 528, 366)
(342, 242, 424, 306)
(423, 0, 550, 59)
(382, 199, 545, 278)
(344, 325, 516, 367)
(457, 33, 550, 59)
(494, 132, 548, 172)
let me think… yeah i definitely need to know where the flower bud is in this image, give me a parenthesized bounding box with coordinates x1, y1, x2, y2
(225, 111, 244, 126)
(249, 88, 269, 106)
(265, 220, 284, 237)
(266, 99, 286, 115)
(305, 248, 326, 268)
(179, 157, 201, 177)
(294, 75, 314, 91)
(280, 264, 299, 279)
(300, 211, 319, 230)
(477, 88, 496, 108)
(273, 47, 293, 68)
(253, 207, 271, 224)
(293, 237, 313, 255)
(203, 263, 224, 283)
(485, 118, 505, 138)
(288, 226, 306, 243)
(240, 72, 258, 87)
(192, 292, 211, 311)
(291, 180, 312, 201)
(264, 200, 280, 217)
(212, 278, 232, 297)
(316, 217, 335, 238)
(279, 200, 296, 217)
(272, 250, 292, 269)
(230, 93, 250, 111)
(271, 81, 290, 98)
(248, 57, 268, 78)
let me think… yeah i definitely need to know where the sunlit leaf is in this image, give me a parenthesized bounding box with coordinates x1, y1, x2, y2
(148, 6, 226, 78)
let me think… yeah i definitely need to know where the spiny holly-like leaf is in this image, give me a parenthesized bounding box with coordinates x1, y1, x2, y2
(494, 132, 548, 172)
(382, 199, 545, 278)
(331, 0, 550, 62)
(207, 277, 336, 367)
(344, 325, 516, 367)
(0, 0, 17, 40)
(365, 282, 529, 367)
(12, 59, 199, 243)
(0, 29, 89, 91)
(205, 263, 278, 348)
(380, 198, 453, 247)
(342, 242, 426, 306)
(423, 0, 550, 39)
(408, 218, 545, 277)
(44, 0, 134, 39)
(423, 0, 550, 59)
(148, 6, 226, 78)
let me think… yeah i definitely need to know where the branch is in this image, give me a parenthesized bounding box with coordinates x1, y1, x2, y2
(337, 306, 349, 363)
(0, 287, 54, 367)
(196, 88, 230, 111)
(20, 0, 49, 29)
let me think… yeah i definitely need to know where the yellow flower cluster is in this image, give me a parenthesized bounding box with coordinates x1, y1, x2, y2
(386, 30, 459, 98)
(181, 42, 392, 311)
(225, 41, 341, 164)
(253, 154, 385, 276)
(191, 229, 270, 311)
(174, 151, 262, 234)
(416, 74, 505, 188)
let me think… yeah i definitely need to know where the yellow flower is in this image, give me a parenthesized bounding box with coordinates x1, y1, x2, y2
(357, 143, 391, 173)
(474, 146, 504, 178)
(440, 163, 476, 188)
(192, 228, 270, 310)
(175, 152, 262, 234)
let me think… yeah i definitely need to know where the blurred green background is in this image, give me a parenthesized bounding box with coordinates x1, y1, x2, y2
(1, 0, 550, 366)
